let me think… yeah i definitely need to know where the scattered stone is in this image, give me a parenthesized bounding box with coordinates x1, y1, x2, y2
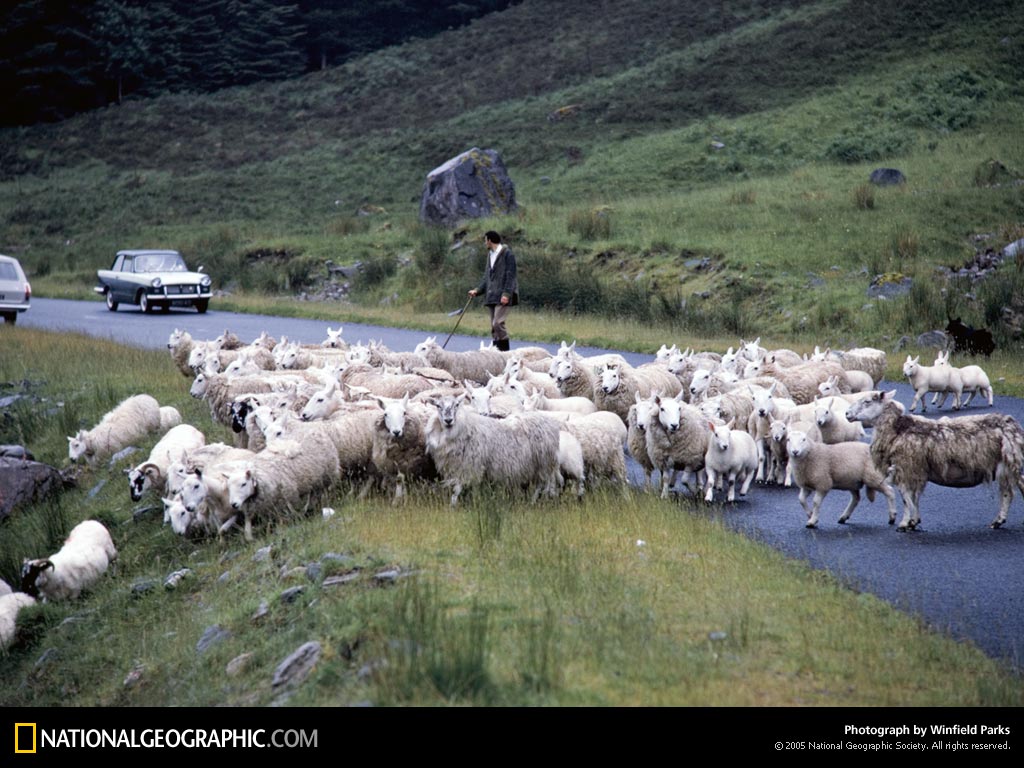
(196, 625, 231, 654)
(0, 456, 64, 521)
(916, 330, 948, 349)
(683, 257, 711, 270)
(253, 546, 273, 562)
(710, 141, 726, 150)
(867, 274, 912, 299)
(807, 274, 825, 288)
(320, 552, 353, 565)
(321, 507, 335, 519)
(218, 571, 231, 584)
(280, 586, 305, 604)
(163, 569, 191, 589)
(694, 290, 712, 299)
(869, 168, 906, 186)
(1005, 238, 1024, 259)
(0, 395, 25, 408)
(226, 652, 254, 677)
(373, 569, 402, 584)
(272, 641, 322, 691)
(0, 444, 33, 460)
(419, 147, 518, 227)
(123, 663, 145, 689)
(305, 563, 322, 582)
(280, 566, 307, 581)
(539, 176, 552, 185)
(323, 571, 361, 588)
(86, 479, 107, 499)
(893, 335, 913, 352)
(251, 601, 269, 622)
(131, 505, 161, 523)
(130, 579, 159, 597)
(108, 446, 138, 467)
(35, 648, 59, 669)
(708, 631, 728, 642)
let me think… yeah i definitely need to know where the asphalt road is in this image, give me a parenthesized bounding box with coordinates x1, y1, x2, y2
(17, 297, 1024, 668)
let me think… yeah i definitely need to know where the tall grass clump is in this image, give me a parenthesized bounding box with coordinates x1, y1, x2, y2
(853, 184, 875, 210)
(567, 208, 612, 240)
(889, 227, 920, 271)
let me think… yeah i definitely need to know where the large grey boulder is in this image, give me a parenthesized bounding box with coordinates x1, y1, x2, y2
(869, 168, 906, 186)
(419, 148, 517, 227)
(0, 456, 64, 521)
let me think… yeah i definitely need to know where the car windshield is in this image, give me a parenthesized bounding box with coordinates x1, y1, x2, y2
(134, 253, 187, 273)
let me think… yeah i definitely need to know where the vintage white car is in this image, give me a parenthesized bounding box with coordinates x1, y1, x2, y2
(95, 250, 212, 313)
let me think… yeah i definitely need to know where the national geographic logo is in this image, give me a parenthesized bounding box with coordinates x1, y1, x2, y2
(14, 723, 37, 754)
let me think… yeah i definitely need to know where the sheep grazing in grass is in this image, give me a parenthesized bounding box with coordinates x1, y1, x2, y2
(21, 520, 117, 602)
(847, 390, 1024, 531)
(67, 394, 164, 464)
(703, 420, 758, 502)
(125, 423, 206, 503)
(902, 352, 962, 412)
(786, 429, 897, 529)
(425, 394, 561, 507)
(0, 592, 36, 651)
(929, 353, 993, 408)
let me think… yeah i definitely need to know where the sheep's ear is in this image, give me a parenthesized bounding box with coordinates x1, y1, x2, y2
(67, 436, 74, 443)
(635, 391, 643, 404)
(882, 389, 897, 402)
(707, 420, 717, 432)
(725, 417, 735, 430)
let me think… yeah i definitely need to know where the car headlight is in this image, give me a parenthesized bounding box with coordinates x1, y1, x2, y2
(151, 277, 163, 288)
(200, 275, 212, 287)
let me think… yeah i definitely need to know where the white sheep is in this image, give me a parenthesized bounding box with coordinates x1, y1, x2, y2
(126, 423, 206, 503)
(550, 355, 598, 400)
(0, 592, 36, 651)
(703, 420, 758, 502)
(646, 392, 714, 498)
(768, 418, 822, 487)
(370, 395, 437, 502)
(595, 361, 682, 423)
(786, 429, 897, 528)
(414, 336, 507, 384)
(847, 390, 1024, 530)
(67, 394, 164, 464)
(21, 520, 117, 602)
(902, 353, 962, 412)
(425, 394, 561, 506)
(929, 353, 993, 408)
(812, 397, 866, 444)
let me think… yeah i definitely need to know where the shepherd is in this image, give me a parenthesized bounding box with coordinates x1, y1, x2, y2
(468, 230, 518, 351)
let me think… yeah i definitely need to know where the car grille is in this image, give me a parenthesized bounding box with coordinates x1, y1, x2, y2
(166, 285, 197, 295)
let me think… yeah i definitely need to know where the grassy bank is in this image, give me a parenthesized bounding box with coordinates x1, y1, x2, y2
(0, 326, 1019, 706)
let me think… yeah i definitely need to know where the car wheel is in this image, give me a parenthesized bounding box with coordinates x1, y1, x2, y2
(139, 292, 152, 313)
(2, 311, 15, 324)
(106, 291, 118, 312)
(195, 299, 209, 314)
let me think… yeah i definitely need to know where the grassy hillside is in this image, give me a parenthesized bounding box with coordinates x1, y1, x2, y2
(1, 327, 1020, 706)
(2, 0, 1024, 352)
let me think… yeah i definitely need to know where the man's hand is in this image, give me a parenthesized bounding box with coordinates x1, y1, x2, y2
(468, 289, 478, 297)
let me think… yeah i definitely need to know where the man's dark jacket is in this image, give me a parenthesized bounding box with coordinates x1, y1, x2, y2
(475, 245, 519, 306)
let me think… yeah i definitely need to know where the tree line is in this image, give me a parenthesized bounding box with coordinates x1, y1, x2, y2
(0, 0, 515, 126)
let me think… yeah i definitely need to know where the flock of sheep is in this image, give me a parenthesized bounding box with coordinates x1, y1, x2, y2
(5, 325, 1024, 650)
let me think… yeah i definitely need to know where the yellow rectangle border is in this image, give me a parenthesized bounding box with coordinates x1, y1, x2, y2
(15, 723, 37, 754)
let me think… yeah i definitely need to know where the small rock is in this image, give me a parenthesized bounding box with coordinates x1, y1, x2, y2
(636, 539, 646, 547)
(280, 586, 305, 604)
(196, 625, 231, 654)
(108, 446, 138, 468)
(869, 167, 906, 186)
(0, 444, 33, 460)
(251, 601, 269, 622)
(916, 330, 948, 349)
(130, 579, 159, 597)
(35, 648, 59, 669)
(123, 663, 145, 689)
(321, 552, 353, 565)
(280, 566, 307, 581)
(539, 176, 552, 185)
(164, 568, 191, 589)
(708, 631, 728, 642)
(226, 652, 254, 677)
(373, 569, 402, 584)
(219, 550, 241, 564)
(272, 641, 322, 691)
(253, 546, 272, 562)
(131, 505, 162, 522)
(893, 335, 912, 352)
(305, 563, 322, 582)
(218, 571, 231, 584)
(87, 479, 107, 499)
(323, 571, 361, 588)
(321, 507, 335, 519)
(710, 141, 725, 150)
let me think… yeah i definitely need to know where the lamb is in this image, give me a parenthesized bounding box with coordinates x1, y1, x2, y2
(759, 355, 851, 404)
(768, 418, 822, 486)
(414, 336, 506, 384)
(902, 353, 962, 412)
(929, 353, 993, 408)
(556, 430, 586, 499)
(786, 429, 897, 528)
(0, 592, 36, 651)
(847, 390, 1024, 530)
(21, 520, 118, 602)
(646, 392, 714, 499)
(523, 388, 597, 416)
(812, 397, 866, 444)
(126, 423, 206, 503)
(321, 326, 348, 350)
(739, 338, 802, 367)
(703, 420, 758, 502)
(554, 410, 629, 489)
(67, 394, 164, 464)
(501, 357, 562, 399)
(424, 394, 561, 506)
(595, 361, 682, 423)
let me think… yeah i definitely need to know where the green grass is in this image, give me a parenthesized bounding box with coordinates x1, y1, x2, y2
(1, 327, 1021, 706)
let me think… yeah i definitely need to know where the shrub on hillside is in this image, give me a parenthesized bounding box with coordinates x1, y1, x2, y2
(825, 126, 913, 164)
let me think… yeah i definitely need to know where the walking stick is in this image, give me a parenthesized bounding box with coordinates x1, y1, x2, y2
(442, 294, 475, 349)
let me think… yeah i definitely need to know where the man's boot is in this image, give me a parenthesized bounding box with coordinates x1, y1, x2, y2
(495, 338, 510, 352)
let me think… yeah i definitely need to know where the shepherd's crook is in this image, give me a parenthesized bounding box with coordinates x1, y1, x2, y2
(442, 295, 475, 349)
